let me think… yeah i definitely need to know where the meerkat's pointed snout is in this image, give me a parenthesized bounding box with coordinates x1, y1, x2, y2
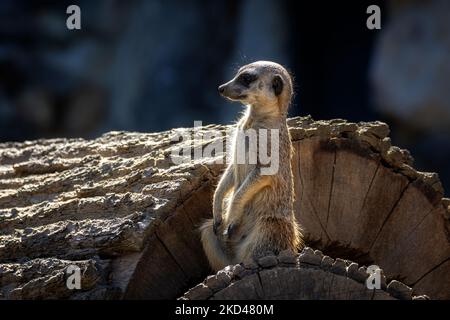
(217, 81, 247, 102)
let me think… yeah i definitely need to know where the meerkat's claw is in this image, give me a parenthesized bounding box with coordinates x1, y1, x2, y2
(213, 219, 222, 235)
(224, 222, 237, 238)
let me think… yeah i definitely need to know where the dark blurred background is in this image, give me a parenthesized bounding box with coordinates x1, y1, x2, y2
(0, 0, 449, 191)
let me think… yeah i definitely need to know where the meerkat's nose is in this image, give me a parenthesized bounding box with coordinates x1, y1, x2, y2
(218, 85, 225, 94)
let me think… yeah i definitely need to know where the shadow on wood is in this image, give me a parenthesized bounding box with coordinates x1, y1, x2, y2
(0, 117, 448, 299)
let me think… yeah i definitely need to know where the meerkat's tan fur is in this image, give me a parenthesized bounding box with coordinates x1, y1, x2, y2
(200, 61, 304, 272)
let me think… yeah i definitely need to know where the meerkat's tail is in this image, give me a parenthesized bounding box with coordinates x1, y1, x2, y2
(199, 219, 232, 272)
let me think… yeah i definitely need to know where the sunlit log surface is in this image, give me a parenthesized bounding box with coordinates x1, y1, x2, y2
(0, 117, 448, 299)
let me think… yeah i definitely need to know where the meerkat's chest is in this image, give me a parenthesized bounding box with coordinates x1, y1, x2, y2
(232, 124, 257, 160)
(232, 124, 260, 185)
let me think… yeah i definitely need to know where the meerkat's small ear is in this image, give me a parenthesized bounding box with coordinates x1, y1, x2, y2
(272, 75, 283, 96)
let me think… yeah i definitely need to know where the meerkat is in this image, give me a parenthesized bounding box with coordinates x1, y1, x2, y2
(200, 61, 304, 272)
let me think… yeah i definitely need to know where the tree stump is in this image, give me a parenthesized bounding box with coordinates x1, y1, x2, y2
(0, 117, 449, 299)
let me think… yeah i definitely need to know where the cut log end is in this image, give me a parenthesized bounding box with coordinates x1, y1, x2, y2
(0, 116, 448, 299)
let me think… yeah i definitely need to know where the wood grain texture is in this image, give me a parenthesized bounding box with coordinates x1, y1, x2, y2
(1, 117, 449, 299)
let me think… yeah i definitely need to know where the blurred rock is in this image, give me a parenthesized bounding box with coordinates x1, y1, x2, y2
(371, 0, 450, 190)
(371, 0, 450, 133)
(17, 88, 54, 132)
(63, 85, 107, 137)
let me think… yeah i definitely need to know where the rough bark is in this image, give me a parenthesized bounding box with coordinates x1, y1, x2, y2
(180, 248, 427, 300)
(0, 117, 449, 299)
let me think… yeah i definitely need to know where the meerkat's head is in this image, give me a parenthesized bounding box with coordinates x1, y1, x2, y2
(218, 61, 293, 115)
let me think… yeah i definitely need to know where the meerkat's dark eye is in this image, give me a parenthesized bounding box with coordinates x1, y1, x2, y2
(272, 75, 284, 96)
(237, 72, 257, 87)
